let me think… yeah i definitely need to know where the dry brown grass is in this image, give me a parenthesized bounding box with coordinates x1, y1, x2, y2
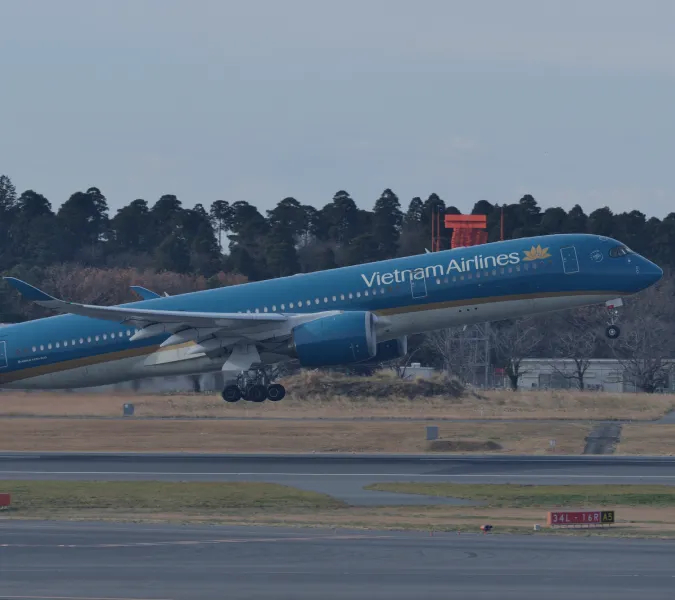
(618, 425, 675, 455)
(1, 384, 673, 421)
(0, 418, 591, 454)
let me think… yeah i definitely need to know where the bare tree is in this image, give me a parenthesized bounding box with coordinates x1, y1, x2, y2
(548, 307, 602, 390)
(491, 318, 544, 390)
(424, 327, 477, 383)
(614, 314, 673, 392)
(39, 265, 245, 306)
(611, 279, 675, 393)
(387, 347, 422, 379)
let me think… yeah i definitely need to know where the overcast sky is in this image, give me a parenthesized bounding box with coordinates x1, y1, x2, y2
(1, 0, 674, 218)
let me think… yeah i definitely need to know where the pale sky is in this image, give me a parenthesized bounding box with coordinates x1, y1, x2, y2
(1, 0, 674, 218)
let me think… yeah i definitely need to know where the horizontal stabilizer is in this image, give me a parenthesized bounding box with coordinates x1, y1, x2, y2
(3, 277, 57, 304)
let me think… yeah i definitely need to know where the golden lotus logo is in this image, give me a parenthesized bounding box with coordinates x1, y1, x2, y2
(523, 245, 551, 261)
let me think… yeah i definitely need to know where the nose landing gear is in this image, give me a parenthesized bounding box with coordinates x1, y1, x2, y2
(605, 324, 621, 340)
(605, 298, 623, 340)
(220, 368, 286, 403)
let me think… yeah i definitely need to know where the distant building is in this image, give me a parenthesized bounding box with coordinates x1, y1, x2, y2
(402, 363, 436, 380)
(515, 358, 675, 394)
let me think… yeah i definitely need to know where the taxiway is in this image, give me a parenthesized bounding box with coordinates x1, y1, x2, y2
(2, 452, 675, 505)
(1, 521, 674, 599)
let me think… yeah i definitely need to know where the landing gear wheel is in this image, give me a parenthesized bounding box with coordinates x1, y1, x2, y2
(247, 384, 268, 403)
(266, 384, 286, 402)
(221, 385, 241, 403)
(606, 325, 621, 339)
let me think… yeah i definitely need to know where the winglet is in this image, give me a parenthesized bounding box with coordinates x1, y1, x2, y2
(3, 277, 58, 304)
(130, 285, 161, 300)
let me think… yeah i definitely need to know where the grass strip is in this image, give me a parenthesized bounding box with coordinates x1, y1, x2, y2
(364, 483, 675, 508)
(0, 480, 346, 513)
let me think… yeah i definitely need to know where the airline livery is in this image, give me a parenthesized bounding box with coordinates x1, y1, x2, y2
(0, 234, 663, 402)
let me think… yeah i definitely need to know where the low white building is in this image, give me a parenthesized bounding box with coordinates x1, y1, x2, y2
(516, 358, 675, 393)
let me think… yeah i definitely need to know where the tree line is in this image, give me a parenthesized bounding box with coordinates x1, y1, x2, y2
(3, 174, 675, 285)
(1, 173, 674, 392)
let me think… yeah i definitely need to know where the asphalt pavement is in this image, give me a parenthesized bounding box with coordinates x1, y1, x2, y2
(2, 452, 675, 505)
(1, 521, 674, 600)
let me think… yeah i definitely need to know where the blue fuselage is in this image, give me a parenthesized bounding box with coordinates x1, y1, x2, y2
(0, 233, 663, 389)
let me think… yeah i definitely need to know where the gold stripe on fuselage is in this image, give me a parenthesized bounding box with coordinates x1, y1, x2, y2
(374, 289, 618, 316)
(0, 341, 195, 384)
(0, 289, 618, 384)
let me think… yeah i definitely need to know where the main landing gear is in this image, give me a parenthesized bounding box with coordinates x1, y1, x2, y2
(605, 298, 623, 340)
(221, 369, 286, 403)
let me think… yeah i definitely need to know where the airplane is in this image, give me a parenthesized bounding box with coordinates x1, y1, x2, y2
(0, 233, 663, 402)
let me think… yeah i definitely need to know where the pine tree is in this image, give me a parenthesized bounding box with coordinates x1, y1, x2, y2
(372, 188, 403, 259)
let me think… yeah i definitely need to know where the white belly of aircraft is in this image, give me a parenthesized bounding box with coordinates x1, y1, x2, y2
(377, 293, 614, 341)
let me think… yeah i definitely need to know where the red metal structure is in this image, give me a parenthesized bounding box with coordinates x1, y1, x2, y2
(444, 214, 488, 249)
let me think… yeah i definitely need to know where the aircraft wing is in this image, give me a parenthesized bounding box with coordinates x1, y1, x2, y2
(3, 277, 287, 331)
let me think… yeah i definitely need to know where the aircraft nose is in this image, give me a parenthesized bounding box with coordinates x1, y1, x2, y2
(639, 257, 663, 287)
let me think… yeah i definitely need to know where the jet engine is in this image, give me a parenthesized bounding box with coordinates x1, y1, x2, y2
(289, 311, 377, 367)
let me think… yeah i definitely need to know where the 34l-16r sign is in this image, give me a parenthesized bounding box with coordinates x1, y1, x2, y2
(547, 511, 615, 527)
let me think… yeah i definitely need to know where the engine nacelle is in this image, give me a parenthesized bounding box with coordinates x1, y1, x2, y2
(362, 336, 408, 364)
(289, 311, 377, 367)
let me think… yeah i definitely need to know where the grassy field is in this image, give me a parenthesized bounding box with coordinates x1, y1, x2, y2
(1, 480, 345, 514)
(1, 370, 673, 455)
(1, 389, 672, 421)
(5, 480, 675, 537)
(364, 483, 675, 508)
(0, 417, 592, 454)
(617, 425, 675, 455)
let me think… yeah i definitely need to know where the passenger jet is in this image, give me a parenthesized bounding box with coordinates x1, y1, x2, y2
(0, 234, 662, 402)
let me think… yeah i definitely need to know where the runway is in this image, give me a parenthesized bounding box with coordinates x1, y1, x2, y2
(1, 521, 674, 599)
(2, 453, 675, 505)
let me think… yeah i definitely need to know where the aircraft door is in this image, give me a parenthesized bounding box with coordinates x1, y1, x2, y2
(410, 274, 428, 299)
(560, 246, 580, 274)
(0, 339, 7, 369)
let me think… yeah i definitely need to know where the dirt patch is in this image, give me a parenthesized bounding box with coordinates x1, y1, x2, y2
(286, 370, 466, 399)
(583, 423, 623, 454)
(427, 440, 503, 452)
(0, 418, 591, 454)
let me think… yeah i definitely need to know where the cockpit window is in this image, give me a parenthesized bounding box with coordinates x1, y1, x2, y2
(609, 245, 633, 258)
